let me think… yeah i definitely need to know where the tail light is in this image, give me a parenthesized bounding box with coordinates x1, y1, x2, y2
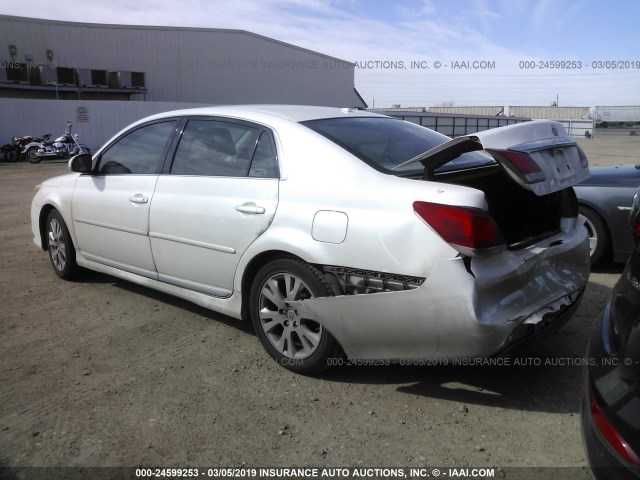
(413, 201, 505, 256)
(576, 144, 589, 168)
(485, 149, 547, 184)
(589, 389, 640, 466)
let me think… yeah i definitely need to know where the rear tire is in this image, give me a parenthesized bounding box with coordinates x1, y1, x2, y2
(249, 258, 342, 375)
(579, 206, 609, 266)
(29, 151, 43, 163)
(25, 147, 38, 163)
(46, 210, 79, 280)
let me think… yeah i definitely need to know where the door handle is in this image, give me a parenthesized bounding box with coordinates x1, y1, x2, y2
(235, 203, 265, 214)
(129, 194, 149, 204)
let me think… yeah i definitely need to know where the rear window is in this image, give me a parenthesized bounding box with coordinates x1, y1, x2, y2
(301, 117, 493, 175)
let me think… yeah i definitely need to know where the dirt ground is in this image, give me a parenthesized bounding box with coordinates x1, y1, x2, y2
(0, 133, 636, 478)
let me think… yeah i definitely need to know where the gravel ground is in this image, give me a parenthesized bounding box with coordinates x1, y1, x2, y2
(1, 133, 636, 478)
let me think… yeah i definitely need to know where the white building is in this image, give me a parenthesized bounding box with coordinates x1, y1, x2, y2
(0, 15, 365, 149)
(0, 15, 364, 107)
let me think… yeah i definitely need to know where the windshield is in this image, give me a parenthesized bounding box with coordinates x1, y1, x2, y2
(301, 117, 494, 175)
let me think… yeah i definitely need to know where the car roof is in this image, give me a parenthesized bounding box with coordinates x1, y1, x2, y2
(139, 105, 385, 125)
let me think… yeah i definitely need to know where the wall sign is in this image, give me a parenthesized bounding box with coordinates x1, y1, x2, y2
(76, 106, 89, 122)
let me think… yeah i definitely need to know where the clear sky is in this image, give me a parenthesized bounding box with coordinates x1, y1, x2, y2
(2, 0, 639, 107)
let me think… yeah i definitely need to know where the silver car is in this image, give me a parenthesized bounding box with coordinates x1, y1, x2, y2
(31, 105, 591, 374)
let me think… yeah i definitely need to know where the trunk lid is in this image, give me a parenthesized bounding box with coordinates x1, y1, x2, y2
(419, 121, 589, 196)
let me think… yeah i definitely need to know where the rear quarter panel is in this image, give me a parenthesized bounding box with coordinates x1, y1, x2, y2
(234, 122, 488, 291)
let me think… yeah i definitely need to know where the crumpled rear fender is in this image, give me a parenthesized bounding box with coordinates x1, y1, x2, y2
(470, 217, 590, 327)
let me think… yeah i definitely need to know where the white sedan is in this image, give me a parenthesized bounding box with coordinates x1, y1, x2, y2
(31, 105, 591, 374)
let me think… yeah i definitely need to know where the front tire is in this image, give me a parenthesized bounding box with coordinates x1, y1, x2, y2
(579, 206, 609, 266)
(4, 150, 19, 162)
(249, 258, 341, 374)
(46, 210, 78, 280)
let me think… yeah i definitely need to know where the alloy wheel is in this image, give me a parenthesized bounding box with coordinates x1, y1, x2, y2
(579, 213, 598, 256)
(48, 217, 67, 272)
(258, 272, 323, 359)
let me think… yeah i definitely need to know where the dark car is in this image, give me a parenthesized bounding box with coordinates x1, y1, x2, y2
(575, 164, 640, 265)
(581, 188, 640, 479)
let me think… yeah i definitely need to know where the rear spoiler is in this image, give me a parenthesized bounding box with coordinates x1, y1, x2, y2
(398, 121, 590, 195)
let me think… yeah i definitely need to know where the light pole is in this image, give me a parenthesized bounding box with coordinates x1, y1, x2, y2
(46, 82, 58, 100)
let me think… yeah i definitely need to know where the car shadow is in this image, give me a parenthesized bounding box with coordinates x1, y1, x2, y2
(320, 360, 584, 414)
(590, 259, 625, 274)
(72, 268, 617, 415)
(74, 269, 255, 335)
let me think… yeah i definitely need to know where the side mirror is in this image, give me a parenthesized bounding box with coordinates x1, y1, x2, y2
(69, 153, 93, 173)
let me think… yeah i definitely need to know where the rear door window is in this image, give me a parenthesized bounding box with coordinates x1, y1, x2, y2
(171, 120, 268, 177)
(248, 132, 278, 178)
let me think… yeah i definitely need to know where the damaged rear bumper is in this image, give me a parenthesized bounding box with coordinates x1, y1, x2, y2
(291, 218, 590, 360)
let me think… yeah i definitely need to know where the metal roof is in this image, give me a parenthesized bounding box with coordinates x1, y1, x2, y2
(0, 14, 354, 66)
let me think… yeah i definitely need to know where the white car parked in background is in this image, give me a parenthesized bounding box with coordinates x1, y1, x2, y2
(31, 105, 591, 374)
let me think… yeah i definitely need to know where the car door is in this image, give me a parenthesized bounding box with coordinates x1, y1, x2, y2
(72, 119, 178, 278)
(149, 118, 279, 297)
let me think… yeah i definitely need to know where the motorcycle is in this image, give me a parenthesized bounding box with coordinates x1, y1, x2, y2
(2, 134, 51, 162)
(0, 140, 15, 162)
(33, 122, 90, 163)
